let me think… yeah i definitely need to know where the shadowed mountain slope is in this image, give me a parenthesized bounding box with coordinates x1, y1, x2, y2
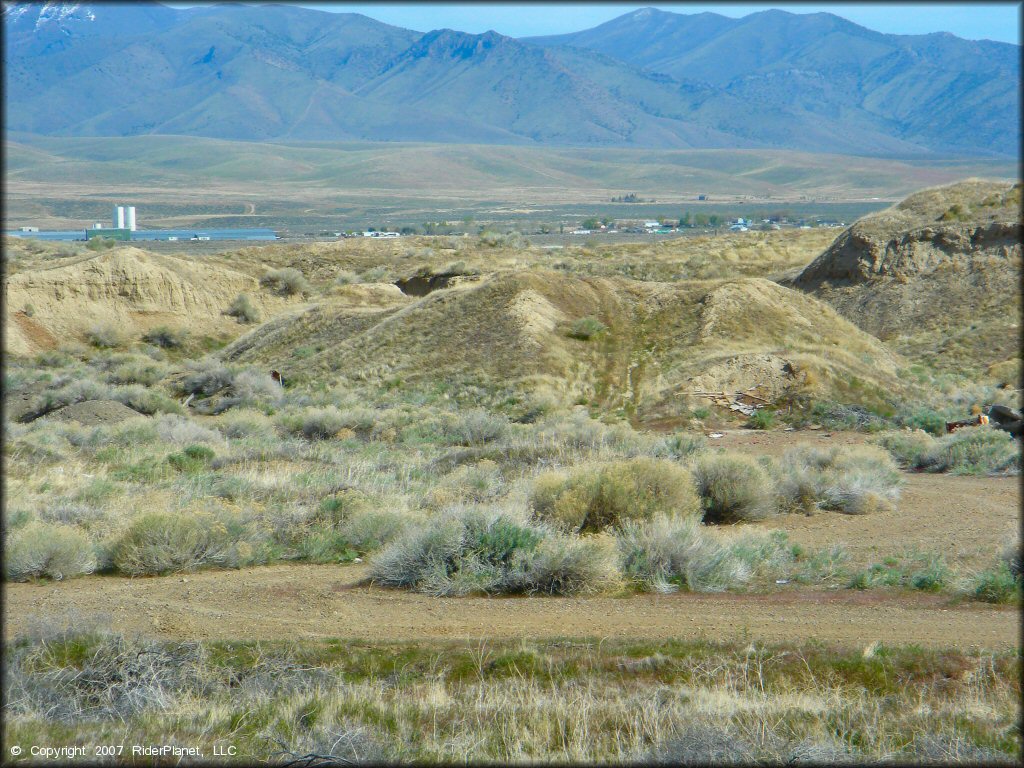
(4, 2, 1017, 154)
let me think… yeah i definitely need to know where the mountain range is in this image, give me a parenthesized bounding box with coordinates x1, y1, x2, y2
(3, 2, 1019, 156)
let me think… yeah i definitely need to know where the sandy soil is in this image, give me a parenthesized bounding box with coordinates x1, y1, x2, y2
(707, 430, 1020, 569)
(4, 563, 1016, 650)
(4, 429, 1018, 651)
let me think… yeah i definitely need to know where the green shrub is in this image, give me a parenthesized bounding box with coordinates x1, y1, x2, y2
(5, 523, 97, 581)
(226, 293, 260, 324)
(111, 384, 183, 415)
(967, 562, 1020, 604)
(919, 428, 1020, 475)
(567, 316, 608, 341)
(531, 458, 700, 534)
(260, 267, 311, 297)
(142, 326, 188, 349)
(155, 414, 222, 444)
(893, 407, 946, 436)
(872, 430, 934, 469)
(659, 432, 706, 459)
(112, 512, 261, 575)
(167, 444, 216, 472)
(338, 508, 408, 554)
(745, 409, 776, 430)
(690, 452, 775, 524)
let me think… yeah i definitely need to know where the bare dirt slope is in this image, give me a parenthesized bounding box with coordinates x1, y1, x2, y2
(222, 271, 906, 422)
(792, 180, 1022, 372)
(3, 247, 278, 355)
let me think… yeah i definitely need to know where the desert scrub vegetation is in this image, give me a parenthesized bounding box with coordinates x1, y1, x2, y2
(369, 504, 619, 596)
(84, 323, 124, 349)
(690, 452, 775, 523)
(4, 629, 1019, 764)
(260, 266, 311, 296)
(874, 426, 1020, 476)
(141, 325, 188, 349)
(5, 522, 97, 581)
(225, 292, 260, 323)
(531, 458, 700, 533)
(566, 315, 608, 340)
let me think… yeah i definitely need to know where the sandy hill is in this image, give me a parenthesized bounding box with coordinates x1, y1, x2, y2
(3, 247, 271, 355)
(792, 180, 1022, 373)
(221, 270, 905, 422)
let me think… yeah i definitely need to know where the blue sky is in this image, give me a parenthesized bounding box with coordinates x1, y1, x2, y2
(168, 3, 1021, 44)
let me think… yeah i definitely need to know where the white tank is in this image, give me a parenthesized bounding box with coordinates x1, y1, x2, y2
(113, 205, 125, 229)
(126, 206, 136, 231)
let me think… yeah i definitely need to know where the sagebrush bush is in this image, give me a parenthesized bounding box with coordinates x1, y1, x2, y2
(531, 458, 700, 534)
(690, 452, 775, 524)
(618, 515, 749, 593)
(967, 562, 1020, 604)
(818, 445, 901, 514)
(872, 430, 934, 470)
(154, 414, 222, 445)
(260, 267, 311, 297)
(6, 523, 97, 581)
(370, 505, 617, 596)
(525, 533, 620, 595)
(111, 384, 183, 415)
(226, 293, 260, 323)
(182, 360, 235, 397)
(85, 323, 123, 349)
(218, 410, 275, 440)
(107, 358, 167, 387)
(142, 326, 188, 349)
(774, 444, 902, 516)
(231, 370, 282, 405)
(919, 428, 1019, 475)
(112, 512, 262, 575)
(278, 406, 349, 440)
(446, 409, 508, 446)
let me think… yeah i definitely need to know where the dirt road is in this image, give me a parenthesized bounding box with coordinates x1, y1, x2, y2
(5, 562, 1017, 650)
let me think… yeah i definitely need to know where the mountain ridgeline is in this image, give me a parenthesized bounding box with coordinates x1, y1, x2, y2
(3, 3, 1018, 156)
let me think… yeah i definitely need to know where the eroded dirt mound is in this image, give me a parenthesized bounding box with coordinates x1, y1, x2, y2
(793, 180, 1021, 370)
(42, 399, 147, 426)
(222, 271, 904, 423)
(3, 247, 266, 355)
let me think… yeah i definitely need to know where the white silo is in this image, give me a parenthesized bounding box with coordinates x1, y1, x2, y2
(126, 206, 136, 231)
(113, 205, 125, 229)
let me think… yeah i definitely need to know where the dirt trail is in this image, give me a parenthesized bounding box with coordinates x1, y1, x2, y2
(4, 563, 1017, 650)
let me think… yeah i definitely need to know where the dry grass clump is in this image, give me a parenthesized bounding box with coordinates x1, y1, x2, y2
(874, 427, 1020, 475)
(5, 522, 97, 581)
(106, 357, 168, 386)
(111, 511, 264, 576)
(531, 458, 700, 534)
(690, 452, 774, 524)
(217, 409, 276, 439)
